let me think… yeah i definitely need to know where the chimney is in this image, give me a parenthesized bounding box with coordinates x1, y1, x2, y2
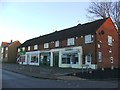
(10, 40, 13, 43)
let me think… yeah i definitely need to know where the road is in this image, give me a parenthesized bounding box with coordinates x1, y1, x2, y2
(1, 69, 119, 88)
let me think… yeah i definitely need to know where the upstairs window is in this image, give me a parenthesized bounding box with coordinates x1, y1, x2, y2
(22, 47, 25, 51)
(85, 35, 92, 44)
(1, 48, 3, 53)
(18, 48, 20, 52)
(98, 52, 102, 61)
(108, 36, 112, 46)
(6, 47, 8, 50)
(34, 45, 38, 50)
(44, 43, 49, 48)
(67, 38, 74, 46)
(55, 41, 59, 47)
(28, 46, 30, 51)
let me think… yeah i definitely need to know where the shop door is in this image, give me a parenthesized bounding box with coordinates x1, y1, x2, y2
(43, 56, 47, 65)
(85, 54, 91, 68)
(53, 53, 59, 67)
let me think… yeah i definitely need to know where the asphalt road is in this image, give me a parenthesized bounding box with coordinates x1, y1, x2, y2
(1, 69, 119, 88)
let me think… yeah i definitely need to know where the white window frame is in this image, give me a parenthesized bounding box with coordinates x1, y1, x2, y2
(1, 48, 3, 53)
(85, 34, 92, 44)
(44, 43, 49, 48)
(34, 45, 38, 50)
(6, 47, 8, 50)
(55, 41, 59, 47)
(98, 52, 102, 61)
(18, 48, 20, 52)
(28, 46, 30, 51)
(67, 38, 74, 46)
(108, 36, 112, 46)
(22, 47, 25, 51)
(98, 44, 100, 48)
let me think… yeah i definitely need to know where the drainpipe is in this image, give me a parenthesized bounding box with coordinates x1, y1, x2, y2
(94, 33, 97, 69)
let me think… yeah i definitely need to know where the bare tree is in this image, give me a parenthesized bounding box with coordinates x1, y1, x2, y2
(87, 1, 120, 32)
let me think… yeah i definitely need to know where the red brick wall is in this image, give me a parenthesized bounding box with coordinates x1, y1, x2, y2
(118, 33, 120, 67)
(96, 18, 119, 69)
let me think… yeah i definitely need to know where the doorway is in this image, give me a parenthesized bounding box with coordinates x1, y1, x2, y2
(85, 54, 92, 68)
(53, 53, 59, 67)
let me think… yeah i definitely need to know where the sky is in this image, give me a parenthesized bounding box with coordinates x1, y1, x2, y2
(0, 2, 91, 44)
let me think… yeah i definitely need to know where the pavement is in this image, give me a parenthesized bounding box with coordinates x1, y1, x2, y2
(1, 63, 86, 81)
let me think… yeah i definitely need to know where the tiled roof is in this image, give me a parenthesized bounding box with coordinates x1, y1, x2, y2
(1, 42, 10, 47)
(19, 18, 108, 47)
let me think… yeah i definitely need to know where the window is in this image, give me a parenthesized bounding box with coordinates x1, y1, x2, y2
(28, 46, 30, 51)
(81, 36, 83, 38)
(108, 36, 112, 46)
(44, 43, 49, 48)
(6, 47, 8, 50)
(98, 52, 102, 61)
(5, 54, 7, 57)
(55, 41, 59, 47)
(76, 37, 78, 39)
(98, 44, 100, 48)
(31, 54, 38, 63)
(1, 54, 3, 59)
(85, 35, 92, 44)
(22, 47, 25, 51)
(67, 38, 74, 46)
(34, 45, 38, 50)
(110, 57, 113, 63)
(109, 48, 112, 53)
(18, 48, 20, 52)
(1, 48, 3, 53)
(61, 53, 78, 64)
(62, 54, 70, 64)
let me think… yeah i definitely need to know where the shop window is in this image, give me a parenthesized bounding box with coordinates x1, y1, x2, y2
(85, 34, 92, 44)
(44, 43, 49, 48)
(55, 41, 59, 47)
(71, 54, 78, 64)
(108, 36, 112, 46)
(1, 55, 3, 59)
(34, 45, 38, 50)
(67, 38, 74, 46)
(62, 54, 70, 64)
(31, 55, 38, 63)
(61, 53, 78, 64)
(17, 55, 25, 63)
(5, 54, 7, 57)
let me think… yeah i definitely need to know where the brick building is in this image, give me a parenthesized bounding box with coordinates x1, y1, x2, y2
(0, 40, 21, 63)
(18, 17, 119, 69)
(118, 32, 120, 68)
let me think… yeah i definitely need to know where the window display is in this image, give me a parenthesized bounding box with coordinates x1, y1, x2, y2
(31, 55, 38, 63)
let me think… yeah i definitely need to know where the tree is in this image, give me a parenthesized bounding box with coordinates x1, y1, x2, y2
(87, 1, 120, 32)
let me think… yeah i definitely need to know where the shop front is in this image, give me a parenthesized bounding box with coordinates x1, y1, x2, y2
(51, 46, 82, 68)
(17, 55, 26, 65)
(26, 51, 40, 66)
(40, 51, 51, 66)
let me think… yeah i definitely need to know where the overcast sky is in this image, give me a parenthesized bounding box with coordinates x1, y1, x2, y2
(0, 2, 91, 44)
